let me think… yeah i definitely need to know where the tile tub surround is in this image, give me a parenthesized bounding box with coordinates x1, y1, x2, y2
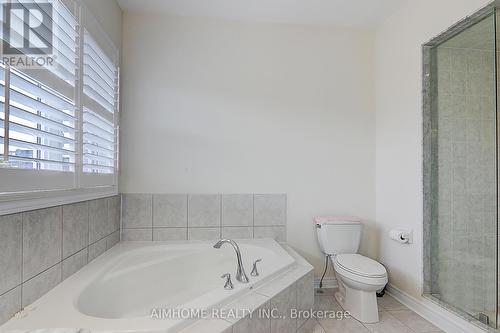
(0, 195, 120, 325)
(178, 244, 314, 333)
(121, 193, 287, 242)
(184, 286, 444, 332)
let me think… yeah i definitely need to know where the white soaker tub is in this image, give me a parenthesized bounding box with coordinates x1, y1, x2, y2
(1, 238, 296, 332)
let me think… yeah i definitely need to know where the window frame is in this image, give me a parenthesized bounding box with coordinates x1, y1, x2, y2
(0, 0, 119, 215)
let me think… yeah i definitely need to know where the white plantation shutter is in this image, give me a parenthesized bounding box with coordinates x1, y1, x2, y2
(83, 108, 114, 173)
(81, 29, 118, 186)
(0, 0, 78, 192)
(83, 30, 116, 110)
(3, 66, 76, 171)
(2, 0, 78, 87)
(0, 0, 119, 202)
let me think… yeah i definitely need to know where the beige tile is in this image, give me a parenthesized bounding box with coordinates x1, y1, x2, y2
(122, 194, 153, 228)
(314, 295, 342, 311)
(254, 226, 286, 242)
(188, 195, 221, 227)
(0, 214, 22, 295)
(62, 248, 88, 280)
(153, 194, 187, 227)
(188, 227, 220, 240)
(254, 194, 286, 226)
(364, 311, 412, 333)
(318, 316, 369, 333)
(0, 286, 21, 325)
(233, 301, 271, 333)
(315, 288, 336, 296)
(62, 201, 89, 258)
(222, 226, 253, 239)
(121, 228, 152, 241)
(88, 238, 107, 262)
(153, 227, 187, 241)
(271, 283, 297, 333)
(297, 318, 326, 333)
(297, 271, 315, 327)
(23, 207, 62, 281)
(105, 230, 120, 249)
(377, 294, 407, 311)
(88, 198, 108, 243)
(389, 310, 441, 333)
(107, 195, 121, 234)
(22, 264, 61, 307)
(222, 194, 253, 227)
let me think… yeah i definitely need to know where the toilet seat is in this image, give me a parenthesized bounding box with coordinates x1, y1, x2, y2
(332, 254, 387, 286)
(335, 254, 386, 278)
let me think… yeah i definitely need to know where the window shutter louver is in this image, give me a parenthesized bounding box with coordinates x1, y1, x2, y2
(0, 0, 119, 204)
(6, 67, 77, 172)
(82, 29, 118, 177)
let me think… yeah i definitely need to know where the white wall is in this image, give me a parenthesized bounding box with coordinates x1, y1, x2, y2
(81, 0, 123, 51)
(120, 13, 376, 275)
(375, 0, 490, 298)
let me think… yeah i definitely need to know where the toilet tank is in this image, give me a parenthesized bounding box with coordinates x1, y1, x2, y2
(315, 216, 362, 255)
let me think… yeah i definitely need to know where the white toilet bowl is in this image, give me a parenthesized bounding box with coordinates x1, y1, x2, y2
(332, 254, 387, 323)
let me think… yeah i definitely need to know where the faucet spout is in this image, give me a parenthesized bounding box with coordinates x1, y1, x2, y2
(213, 239, 250, 283)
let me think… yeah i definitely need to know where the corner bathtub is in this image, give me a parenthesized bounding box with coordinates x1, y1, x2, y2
(1, 239, 296, 332)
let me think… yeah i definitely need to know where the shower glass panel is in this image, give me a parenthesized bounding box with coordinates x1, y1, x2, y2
(425, 10, 497, 328)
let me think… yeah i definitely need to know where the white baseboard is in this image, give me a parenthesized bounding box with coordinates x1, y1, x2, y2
(314, 277, 338, 289)
(386, 284, 489, 333)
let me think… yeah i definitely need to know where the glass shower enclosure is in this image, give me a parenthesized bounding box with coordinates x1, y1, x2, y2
(423, 3, 499, 329)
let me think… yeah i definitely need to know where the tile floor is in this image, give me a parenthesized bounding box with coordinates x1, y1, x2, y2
(298, 289, 444, 333)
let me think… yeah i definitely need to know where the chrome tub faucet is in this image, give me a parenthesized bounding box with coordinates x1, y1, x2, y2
(221, 273, 234, 290)
(251, 258, 262, 277)
(213, 239, 250, 283)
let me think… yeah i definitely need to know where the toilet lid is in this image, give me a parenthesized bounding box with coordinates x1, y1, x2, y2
(335, 254, 387, 278)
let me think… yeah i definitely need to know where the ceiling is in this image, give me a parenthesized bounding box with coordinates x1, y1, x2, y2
(117, 0, 406, 29)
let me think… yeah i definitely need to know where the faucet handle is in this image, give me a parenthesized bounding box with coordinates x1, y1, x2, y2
(221, 273, 234, 290)
(251, 258, 263, 277)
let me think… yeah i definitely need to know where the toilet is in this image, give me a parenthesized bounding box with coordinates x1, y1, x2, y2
(315, 216, 387, 323)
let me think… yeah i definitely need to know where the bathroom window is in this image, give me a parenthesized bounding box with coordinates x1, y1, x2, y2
(0, 0, 119, 213)
(81, 29, 119, 186)
(1, 66, 77, 172)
